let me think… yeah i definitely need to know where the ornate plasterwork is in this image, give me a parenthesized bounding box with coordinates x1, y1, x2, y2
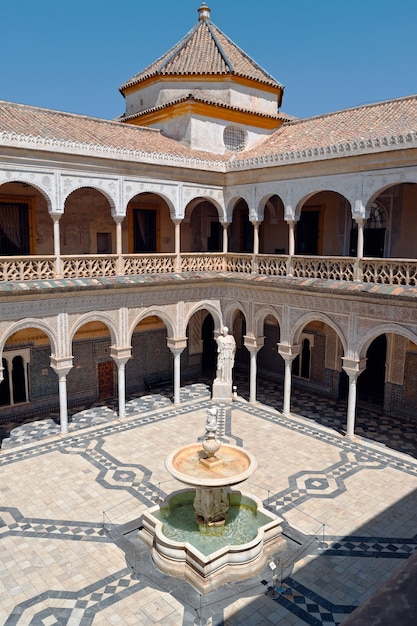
(124, 179, 179, 215)
(0, 131, 226, 172)
(61, 174, 120, 212)
(0, 167, 55, 210)
(228, 132, 417, 170)
(182, 184, 225, 219)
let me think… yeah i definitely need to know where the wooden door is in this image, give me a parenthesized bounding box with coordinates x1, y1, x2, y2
(98, 361, 114, 399)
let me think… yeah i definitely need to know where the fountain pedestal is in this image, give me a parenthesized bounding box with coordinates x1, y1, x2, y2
(194, 486, 229, 525)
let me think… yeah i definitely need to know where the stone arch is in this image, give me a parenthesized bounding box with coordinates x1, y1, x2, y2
(293, 189, 352, 256)
(183, 196, 224, 252)
(128, 307, 175, 343)
(357, 323, 417, 360)
(253, 306, 282, 338)
(184, 195, 225, 223)
(184, 301, 223, 337)
(62, 184, 116, 214)
(257, 192, 286, 223)
(61, 187, 116, 255)
(69, 313, 119, 352)
(363, 173, 417, 207)
(225, 195, 250, 223)
(0, 173, 54, 212)
(293, 185, 352, 218)
(290, 312, 347, 355)
(222, 301, 249, 335)
(0, 319, 58, 356)
(125, 186, 176, 218)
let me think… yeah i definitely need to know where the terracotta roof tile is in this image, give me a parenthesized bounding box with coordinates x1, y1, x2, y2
(120, 19, 282, 91)
(0, 100, 226, 162)
(239, 95, 417, 161)
(119, 92, 291, 123)
(0, 95, 416, 167)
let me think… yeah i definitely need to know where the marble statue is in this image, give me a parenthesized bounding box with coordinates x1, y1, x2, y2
(215, 327, 236, 384)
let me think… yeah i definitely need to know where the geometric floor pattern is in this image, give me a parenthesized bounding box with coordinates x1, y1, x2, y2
(1, 383, 417, 625)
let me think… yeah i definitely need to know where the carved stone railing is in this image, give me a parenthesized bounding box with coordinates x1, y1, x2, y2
(123, 254, 176, 275)
(292, 256, 356, 281)
(61, 255, 118, 278)
(0, 256, 56, 281)
(224, 254, 253, 273)
(1, 253, 417, 288)
(181, 253, 225, 272)
(256, 254, 288, 277)
(360, 258, 417, 285)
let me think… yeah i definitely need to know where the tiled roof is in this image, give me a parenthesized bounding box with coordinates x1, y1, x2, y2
(239, 95, 417, 162)
(120, 17, 282, 92)
(0, 100, 226, 162)
(0, 95, 416, 169)
(119, 92, 292, 124)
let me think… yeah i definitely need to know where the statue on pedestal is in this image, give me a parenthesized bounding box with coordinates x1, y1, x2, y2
(215, 327, 236, 384)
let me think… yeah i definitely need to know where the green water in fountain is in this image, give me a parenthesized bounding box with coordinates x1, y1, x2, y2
(154, 491, 271, 557)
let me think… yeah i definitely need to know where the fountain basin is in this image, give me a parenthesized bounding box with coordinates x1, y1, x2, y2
(166, 442, 257, 487)
(139, 489, 284, 594)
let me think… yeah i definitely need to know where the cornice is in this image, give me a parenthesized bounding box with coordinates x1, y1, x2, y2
(1, 129, 416, 174)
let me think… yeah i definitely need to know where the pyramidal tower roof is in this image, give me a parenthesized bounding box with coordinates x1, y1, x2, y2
(119, 3, 283, 93)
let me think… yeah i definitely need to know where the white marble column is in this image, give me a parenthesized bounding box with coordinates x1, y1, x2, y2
(50, 356, 73, 434)
(287, 218, 296, 277)
(51, 214, 62, 278)
(173, 219, 182, 272)
(277, 343, 300, 416)
(221, 222, 228, 254)
(110, 346, 132, 418)
(342, 357, 366, 436)
(243, 336, 264, 403)
(354, 217, 366, 281)
(167, 338, 187, 405)
(114, 216, 124, 275)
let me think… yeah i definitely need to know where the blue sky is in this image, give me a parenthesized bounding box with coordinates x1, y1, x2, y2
(1, 0, 416, 120)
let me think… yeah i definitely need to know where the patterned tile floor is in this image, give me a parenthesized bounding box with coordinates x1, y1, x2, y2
(1, 380, 417, 625)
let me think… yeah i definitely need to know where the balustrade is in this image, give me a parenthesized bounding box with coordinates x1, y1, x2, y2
(292, 256, 355, 281)
(0, 252, 416, 289)
(61, 255, 118, 278)
(123, 254, 175, 275)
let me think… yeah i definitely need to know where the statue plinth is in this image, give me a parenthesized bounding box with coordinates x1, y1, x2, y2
(212, 379, 233, 401)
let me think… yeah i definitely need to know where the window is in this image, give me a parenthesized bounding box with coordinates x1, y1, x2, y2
(0, 349, 30, 405)
(223, 126, 247, 152)
(97, 232, 112, 254)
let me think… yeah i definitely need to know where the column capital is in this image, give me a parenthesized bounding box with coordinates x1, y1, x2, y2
(110, 346, 132, 365)
(342, 357, 367, 377)
(50, 355, 73, 376)
(243, 335, 264, 353)
(167, 337, 187, 355)
(277, 343, 300, 361)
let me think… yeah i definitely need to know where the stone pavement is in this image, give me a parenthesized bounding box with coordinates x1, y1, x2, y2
(1, 383, 417, 625)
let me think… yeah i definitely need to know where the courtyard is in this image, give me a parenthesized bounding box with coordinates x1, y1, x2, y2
(1, 383, 416, 625)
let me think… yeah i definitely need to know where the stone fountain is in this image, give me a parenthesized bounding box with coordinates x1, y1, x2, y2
(139, 409, 284, 593)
